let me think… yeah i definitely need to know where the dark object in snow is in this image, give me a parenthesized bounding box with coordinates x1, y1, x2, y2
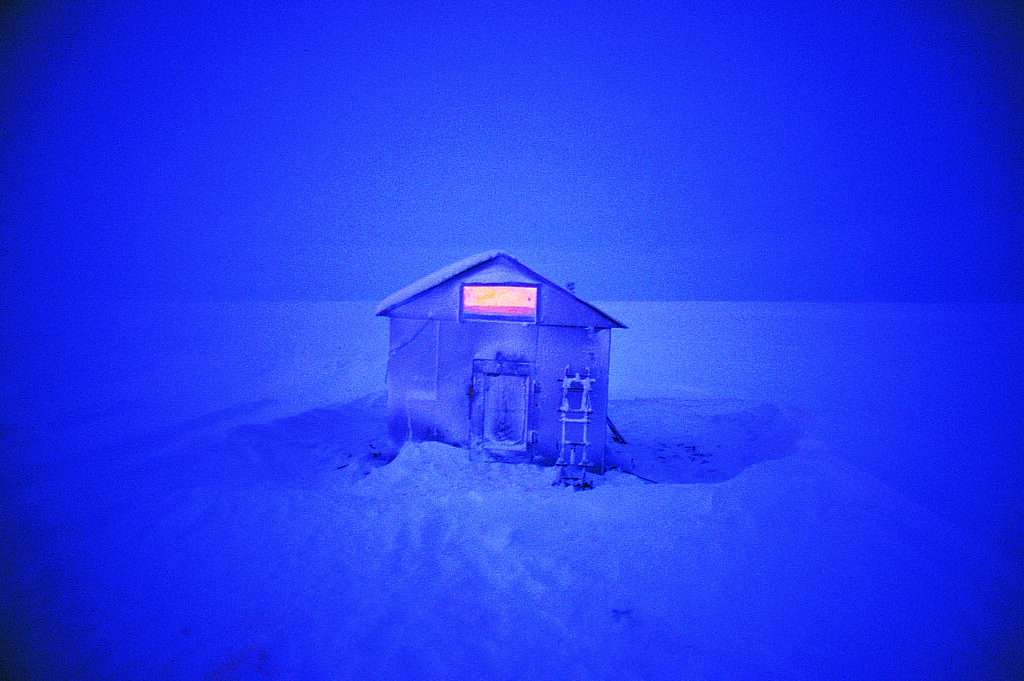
(377, 251, 626, 470)
(553, 462, 593, 489)
(607, 416, 627, 444)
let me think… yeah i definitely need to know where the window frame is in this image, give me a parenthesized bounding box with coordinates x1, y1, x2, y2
(460, 283, 539, 323)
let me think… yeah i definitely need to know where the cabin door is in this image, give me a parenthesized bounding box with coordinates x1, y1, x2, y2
(471, 359, 532, 456)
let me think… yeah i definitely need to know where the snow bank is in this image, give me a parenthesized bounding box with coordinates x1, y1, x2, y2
(358, 441, 559, 496)
(602, 301, 1024, 558)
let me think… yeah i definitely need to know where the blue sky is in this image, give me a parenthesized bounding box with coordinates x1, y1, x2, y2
(3, 1, 1021, 301)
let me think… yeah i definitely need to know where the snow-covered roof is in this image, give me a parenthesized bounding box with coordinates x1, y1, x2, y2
(375, 250, 625, 328)
(375, 250, 505, 316)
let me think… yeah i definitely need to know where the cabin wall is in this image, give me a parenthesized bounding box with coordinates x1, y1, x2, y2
(436, 319, 539, 448)
(531, 326, 611, 465)
(385, 318, 440, 446)
(386, 314, 616, 468)
(386, 317, 541, 450)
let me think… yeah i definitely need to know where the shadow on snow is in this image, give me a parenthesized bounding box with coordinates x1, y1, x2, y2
(607, 398, 803, 484)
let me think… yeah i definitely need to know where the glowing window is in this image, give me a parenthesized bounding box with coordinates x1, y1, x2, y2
(462, 285, 538, 322)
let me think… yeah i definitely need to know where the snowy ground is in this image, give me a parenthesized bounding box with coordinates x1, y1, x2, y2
(2, 301, 1022, 679)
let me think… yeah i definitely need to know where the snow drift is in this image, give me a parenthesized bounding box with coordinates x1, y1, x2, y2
(2, 301, 1021, 680)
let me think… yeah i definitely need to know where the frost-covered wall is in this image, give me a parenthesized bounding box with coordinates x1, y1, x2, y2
(379, 253, 623, 468)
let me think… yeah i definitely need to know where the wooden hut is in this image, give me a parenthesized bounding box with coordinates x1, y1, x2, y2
(377, 251, 626, 472)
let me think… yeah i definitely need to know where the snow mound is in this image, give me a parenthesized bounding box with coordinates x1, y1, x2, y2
(358, 441, 559, 497)
(610, 398, 803, 483)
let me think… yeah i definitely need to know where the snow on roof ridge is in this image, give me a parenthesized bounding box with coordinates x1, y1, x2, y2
(376, 249, 626, 327)
(375, 250, 508, 315)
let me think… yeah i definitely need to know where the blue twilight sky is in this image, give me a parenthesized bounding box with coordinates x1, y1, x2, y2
(2, 1, 1021, 302)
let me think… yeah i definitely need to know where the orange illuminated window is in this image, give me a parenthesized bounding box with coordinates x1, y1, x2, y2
(462, 285, 538, 322)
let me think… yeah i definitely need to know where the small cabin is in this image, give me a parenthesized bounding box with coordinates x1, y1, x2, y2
(377, 251, 626, 471)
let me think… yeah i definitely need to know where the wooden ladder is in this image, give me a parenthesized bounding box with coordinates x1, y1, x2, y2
(555, 366, 595, 487)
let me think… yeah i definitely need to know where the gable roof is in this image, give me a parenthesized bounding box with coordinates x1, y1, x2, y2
(376, 250, 626, 328)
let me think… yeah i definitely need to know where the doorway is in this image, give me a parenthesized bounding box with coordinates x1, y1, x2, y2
(472, 358, 532, 454)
